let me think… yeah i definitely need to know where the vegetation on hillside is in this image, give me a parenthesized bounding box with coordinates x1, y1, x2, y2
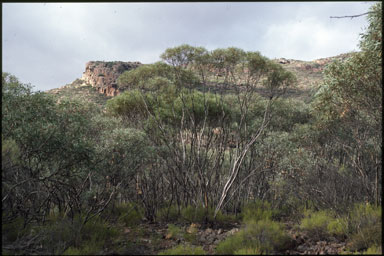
(2, 3, 381, 255)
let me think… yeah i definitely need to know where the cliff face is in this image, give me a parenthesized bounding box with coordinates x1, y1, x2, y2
(82, 61, 141, 96)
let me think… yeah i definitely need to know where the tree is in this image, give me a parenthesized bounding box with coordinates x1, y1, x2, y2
(311, 2, 382, 207)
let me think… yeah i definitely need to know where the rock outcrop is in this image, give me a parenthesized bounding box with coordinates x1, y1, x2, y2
(82, 61, 142, 96)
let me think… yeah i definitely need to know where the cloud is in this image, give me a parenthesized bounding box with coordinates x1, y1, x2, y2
(261, 16, 362, 60)
(2, 2, 376, 91)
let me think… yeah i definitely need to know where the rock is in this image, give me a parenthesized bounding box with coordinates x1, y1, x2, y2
(227, 228, 239, 236)
(82, 61, 142, 96)
(213, 239, 221, 245)
(297, 244, 308, 251)
(217, 228, 223, 235)
(205, 234, 216, 244)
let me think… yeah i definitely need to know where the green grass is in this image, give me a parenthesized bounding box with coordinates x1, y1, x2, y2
(158, 244, 205, 255)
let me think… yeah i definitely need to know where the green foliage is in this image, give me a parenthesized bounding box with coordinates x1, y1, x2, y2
(113, 203, 144, 227)
(166, 224, 183, 239)
(156, 204, 180, 222)
(216, 219, 289, 255)
(300, 210, 336, 240)
(41, 214, 120, 255)
(158, 244, 205, 255)
(327, 218, 347, 238)
(345, 203, 382, 251)
(233, 247, 262, 255)
(241, 200, 277, 223)
(117, 62, 174, 90)
(174, 90, 230, 125)
(2, 138, 21, 167)
(362, 245, 382, 255)
(263, 61, 297, 97)
(2, 217, 30, 243)
(268, 98, 311, 132)
(106, 89, 153, 118)
(181, 205, 209, 223)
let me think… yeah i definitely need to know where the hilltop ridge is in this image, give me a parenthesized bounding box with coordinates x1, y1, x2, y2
(46, 52, 355, 106)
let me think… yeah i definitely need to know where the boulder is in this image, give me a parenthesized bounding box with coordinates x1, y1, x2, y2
(82, 61, 142, 96)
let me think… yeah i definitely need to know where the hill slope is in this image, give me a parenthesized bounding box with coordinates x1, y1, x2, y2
(46, 52, 355, 106)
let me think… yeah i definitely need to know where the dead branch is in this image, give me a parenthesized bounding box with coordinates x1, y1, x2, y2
(330, 11, 373, 19)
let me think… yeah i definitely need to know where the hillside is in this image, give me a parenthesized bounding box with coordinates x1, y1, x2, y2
(46, 52, 355, 105)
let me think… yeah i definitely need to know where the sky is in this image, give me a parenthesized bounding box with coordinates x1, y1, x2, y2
(2, 2, 377, 92)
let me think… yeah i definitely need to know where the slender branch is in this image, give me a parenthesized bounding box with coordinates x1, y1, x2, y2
(330, 11, 373, 19)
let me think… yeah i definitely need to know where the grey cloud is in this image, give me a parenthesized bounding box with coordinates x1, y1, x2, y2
(2, 2, 377, 91)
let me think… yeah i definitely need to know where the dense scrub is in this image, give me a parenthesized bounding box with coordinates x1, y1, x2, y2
(2, 3, 381, 255)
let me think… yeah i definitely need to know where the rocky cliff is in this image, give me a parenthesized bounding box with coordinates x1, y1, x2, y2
(81, 61, 142, 96)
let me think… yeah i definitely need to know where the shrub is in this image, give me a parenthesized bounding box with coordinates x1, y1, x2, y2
(181, 205, 210, 223)
(216, 219, 290, 254)
(234, 247, 262, 255)
(166, 224, 183, 240)
(215, 210, 239, 226)
(2, 217, 28, 243)
(158, 244, 205, 255)
(215, 229, 244, 255)
(345, 203, 382, 251)
(106, 89, 153, 119)
(156, 204, 180, 222)
(362, 245, 382, 255)
(114, 202, 144, 227)
(241, 200, 278, 223)
(299, 209, 335, 240)
(327, 218, 347, 238)
(40, 214, 120, 255)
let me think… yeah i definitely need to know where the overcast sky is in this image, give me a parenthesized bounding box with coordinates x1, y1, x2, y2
(2, 2, 377, 91)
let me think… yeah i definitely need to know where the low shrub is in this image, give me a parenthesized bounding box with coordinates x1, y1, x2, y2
(40, 214, 120, 255)
(114, 202, 144, 227)
(216, 219, 290, 255)
(166, 224, 183, 240)
(181, 205, 211, 223)
(156, 204, 180, 222)
(183, 223, 199, 244)
(345, 203, 381, 252)
(241, 200, 278, 223)
(2, 216, 30, 243)
(327, 218, 347, 239)
(362, 245, 382, 255)
(234, 247, 262, 255)
(158, 244, 205, 255)
(299, 209, 335, 240)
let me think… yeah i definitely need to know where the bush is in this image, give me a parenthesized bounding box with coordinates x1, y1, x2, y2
(114, 202, 144, 227)
(234, 247, 262, 255)
(345, 203, 382, 251)
(327, 218, 347, 239)
(40, 214, 120, 255)
(166, 224, 183, 240)
(362, 245, 382, 255)
(2, 216, 31, 243)
(216, 219, 290, 254)
(106, 89, 153, 119)
(156, 204, 180, 222)
(158, 244, 205, 255)
(299, 210, 334, 240)
(173, 90, 230, 125)
(241, 200, 278, 223)
(181, 205, 211, 223)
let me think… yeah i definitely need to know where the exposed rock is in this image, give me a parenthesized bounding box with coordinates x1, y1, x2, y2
(81, 61, 142, 96)
(227, 227, 239, 236)
(278, 58, 291, 64)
